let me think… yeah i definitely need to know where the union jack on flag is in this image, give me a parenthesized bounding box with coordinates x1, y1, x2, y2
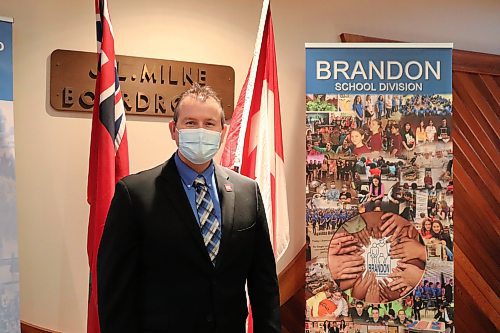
(86, 1, 129, 332)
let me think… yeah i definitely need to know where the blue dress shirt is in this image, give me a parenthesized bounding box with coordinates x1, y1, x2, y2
(174, 153, 222, 228)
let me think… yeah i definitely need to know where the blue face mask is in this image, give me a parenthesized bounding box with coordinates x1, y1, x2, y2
(177, 128, 221, 164)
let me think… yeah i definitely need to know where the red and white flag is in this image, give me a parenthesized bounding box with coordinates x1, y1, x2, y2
(221, 0, 289, 261)
(87, 0, 129, 332)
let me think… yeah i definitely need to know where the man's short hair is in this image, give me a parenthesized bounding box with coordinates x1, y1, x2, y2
(356, 301, 364, 306)
(173, 83, 225, 126)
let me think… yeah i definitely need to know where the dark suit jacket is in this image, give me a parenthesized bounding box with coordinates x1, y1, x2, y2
(97, 156, 281, 333)
(349, 308, 369, 322)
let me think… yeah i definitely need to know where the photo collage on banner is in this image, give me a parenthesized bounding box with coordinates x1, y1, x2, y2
(0, 17, 20, 333)
(305, 44, 454, 333)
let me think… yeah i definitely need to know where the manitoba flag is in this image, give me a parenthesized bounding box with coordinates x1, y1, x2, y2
(86, 1, 129, 332)
(221, 0, 289, 261)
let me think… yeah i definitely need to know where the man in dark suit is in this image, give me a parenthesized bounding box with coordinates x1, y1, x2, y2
(444, 278, 453, 304)
(97, 84, 281, 333)
(349, 301, 369, 322)
(366, 307, 385, 325)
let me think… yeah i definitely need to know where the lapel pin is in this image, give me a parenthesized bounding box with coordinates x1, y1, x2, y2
(224, 184, 233, 192)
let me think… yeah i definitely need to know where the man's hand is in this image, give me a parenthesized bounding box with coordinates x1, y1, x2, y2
(380, 213, 412, 242)
(369, 224, 383, 239)
(390, 238, 426, 262)
(329, 254, 365, 281)
(388, 262, 424, 296)
(407, 225, 419, 239)
(351, 271, 375, 300)
(352, 228, 370, 247)
(329, 232, 361, 255)
(379, 278, 401, 302)
(365, 278, 380, 303)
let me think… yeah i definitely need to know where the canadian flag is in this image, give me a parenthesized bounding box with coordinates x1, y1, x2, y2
(221, 0, 289, 262)
(221, 2, 289, 331)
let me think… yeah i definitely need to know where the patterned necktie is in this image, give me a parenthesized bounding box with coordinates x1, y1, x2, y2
(193, 175, 221, 265)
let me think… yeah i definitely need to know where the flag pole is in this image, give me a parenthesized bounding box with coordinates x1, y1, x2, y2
(234, 0, 270, 170)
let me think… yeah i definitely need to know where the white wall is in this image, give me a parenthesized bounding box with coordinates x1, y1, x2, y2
(0, 0, 499, 331)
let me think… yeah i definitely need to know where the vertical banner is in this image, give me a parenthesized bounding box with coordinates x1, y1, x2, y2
(0, 17, 20, 333)
(305, 44, 453, 333)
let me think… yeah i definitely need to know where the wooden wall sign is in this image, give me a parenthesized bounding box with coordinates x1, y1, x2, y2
(50, 49, 235, 119)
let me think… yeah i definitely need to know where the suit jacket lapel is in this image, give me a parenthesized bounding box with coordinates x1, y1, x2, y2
(214, 165, 235, 269)
(158, 156, 213, 267)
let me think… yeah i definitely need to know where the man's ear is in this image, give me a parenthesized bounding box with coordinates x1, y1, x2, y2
(169, 120, 176, 140)
(220, 123, 228, 145)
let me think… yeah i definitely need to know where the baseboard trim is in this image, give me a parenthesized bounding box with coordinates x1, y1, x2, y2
(21, 321, 61, 333)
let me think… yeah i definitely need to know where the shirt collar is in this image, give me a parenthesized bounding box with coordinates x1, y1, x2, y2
(174, 152, 215, 188)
